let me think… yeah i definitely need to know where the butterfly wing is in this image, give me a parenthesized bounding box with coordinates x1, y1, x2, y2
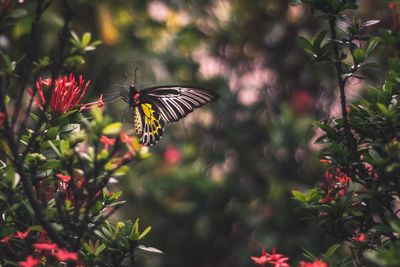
(139, 86, 219, 123)
(134, 103, 165, 145)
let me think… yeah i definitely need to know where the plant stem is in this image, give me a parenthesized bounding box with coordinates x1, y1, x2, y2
(329, 16, 355, 149)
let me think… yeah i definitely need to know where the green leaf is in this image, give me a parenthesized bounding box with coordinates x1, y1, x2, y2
(60, 123, 80, 133)
(365, 37, 380, 56)
(96, 243, 106, 256)
(108, 191, 122, 201)
(292, 190, 307, 202)
(377, 103, 390, 115)
(6, 165, 20, 188)
(390, 221, 400, 234)
(102, 122, 122, 135)
(60, 140, 72, 157)
(91, 107, 103, 123)
(313, 31, 327, 51)
(323, 244, 341, 260)
(71, 31, 80, 42)
(47, 140, 61, 157)
(82, 32, 92, 47)
(290, 0, 303, 5)
(114, 165, 129, 176)
(368, 148, 383, 162)
(297, 36, 315, 56)
(8, 8, 28, 19)
(40, 160, 60, 170)
(353, 48, 365, 64)
(47, 127, 59, 139)
(138, 226, 151, 240)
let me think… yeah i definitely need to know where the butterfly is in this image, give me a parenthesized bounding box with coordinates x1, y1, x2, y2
(121, 84, 219, 145)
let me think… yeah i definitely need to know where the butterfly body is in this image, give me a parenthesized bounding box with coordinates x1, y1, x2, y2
(123, 85, 218, 145)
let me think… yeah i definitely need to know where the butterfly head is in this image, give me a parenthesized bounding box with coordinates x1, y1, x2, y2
(128, 85, 140, 106)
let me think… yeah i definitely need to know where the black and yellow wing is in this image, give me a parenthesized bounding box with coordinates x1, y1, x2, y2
(134, 103, 165, 145)
(133, 86, 218, 145)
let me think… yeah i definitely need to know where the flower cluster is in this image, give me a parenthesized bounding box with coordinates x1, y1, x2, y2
(27, 74, 103, 114)
(298, 260, 328, 267)
(0, 227, 31, 244)
(319, 160, 351, 204)
(0, 229, 78, 267)
(18, 230, 78, 267)
(251, 248, 328, 267)
(251, 248, 290, 267)
(100, 131, 139, 160)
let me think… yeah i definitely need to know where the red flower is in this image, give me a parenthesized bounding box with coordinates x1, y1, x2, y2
(251, 248, 290, 267)
(164, 145, 182, 165)
(389, 2, 399, 9)
(0, 235, 10, 244)
(319, 159, 332, 164)
(352, 233, 367, 243)
(53, 248, 78, 262)
(0, 112, 5, 127)
(15, 228, 31, 239)
(81, 94, 104, 110)
(290, 89, 314, 115)
(363, 162, 379, 180)
(299, 259, 328, 267)
(100, 135, 116, 150)
(27, 74, 98, 114)
(18, 256, 40, 267)
(56, 174, 71, 183)
(33, 242, 58, 250)
(120, 132, 133, 143)
(320, 163, 351, 203)
(389, 2, 399, 31)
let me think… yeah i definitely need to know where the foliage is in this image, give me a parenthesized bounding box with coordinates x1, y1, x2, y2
(0, 1, 154, 266)
(292, 0, 400, 266)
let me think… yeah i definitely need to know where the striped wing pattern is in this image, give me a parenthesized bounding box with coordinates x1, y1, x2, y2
(140, 86, 219, 123)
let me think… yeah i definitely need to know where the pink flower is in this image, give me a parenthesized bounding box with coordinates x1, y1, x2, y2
(100, 135, 116, 150)
(27, 74, 96, 114)
(18, 256, 40, 267)
(33, 242, 58, 250)
(164, 145, 182, 165)
(299, 259, 328, 267)
(53, 248, 78, 262)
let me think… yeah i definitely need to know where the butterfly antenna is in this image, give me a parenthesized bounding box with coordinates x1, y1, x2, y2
(121, 105, 130, 122)
(102, 92, 122, 96)
(124, 72, 135, 85)
(103, 95, 122, 104)
(112, 84, 130, 89)
(133, 66, 139, 86)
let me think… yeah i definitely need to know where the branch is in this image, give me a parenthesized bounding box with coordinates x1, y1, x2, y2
(11, 0, 53, 129)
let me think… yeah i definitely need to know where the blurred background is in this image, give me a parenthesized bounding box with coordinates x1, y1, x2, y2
(3, 0, 395, 266)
